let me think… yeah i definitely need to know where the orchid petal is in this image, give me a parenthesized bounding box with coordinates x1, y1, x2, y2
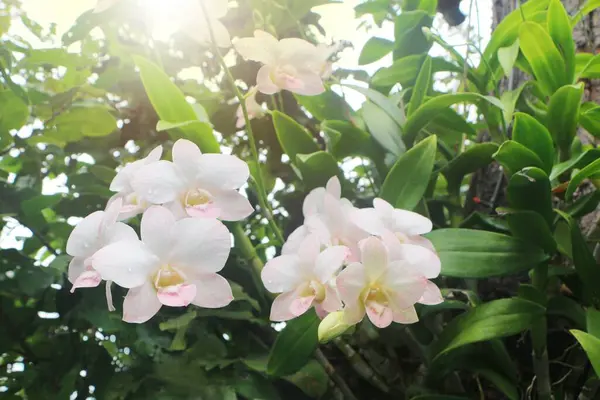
(191, 273, 234, 308)
(212, 190, 254, 221)
(270, 291, 300, 322)
(92, 240, 159, 288)
(315, 245, 348, 283)
(131, 160, 185, 204)
(170, 218, 231, 273)
(297, 234, 321, 266)
(281, 225, 309, 255)
(123, 281, 162, 323)
(172, 139, 201, 182)
(196, 154, 250, 191)
(418, 281, 444, 305)
(359, 237, 388, 282)
(321, 284, 343, 313)
(261, 254, 303, 293)
(392, 306, 419, 324)
(66, 211, 104, 257)
(256, 65, 280, 94)
(336, 262, 367, 304)
(141, 206, 175, 260)
(71, 270, 102, 292)
(157, 283, 197, 307)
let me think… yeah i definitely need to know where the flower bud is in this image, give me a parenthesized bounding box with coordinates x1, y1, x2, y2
(318, 311, 354, 343)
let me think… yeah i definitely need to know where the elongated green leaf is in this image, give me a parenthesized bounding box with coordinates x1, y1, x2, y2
(512, 113, 555, 174)
(358, 37, 394, 65)
(426, 229, 547, 278)
(443, 143, 498, 194)
(551, 148, 600, 181)
(505, 210, 557, 253)
(547, 83, 583, 153)
(393, 10, 432, 59)
(380, 135, 436, 210)
(362, 101, 405, 156)
(372, 55, 424, 87)
(566, 158, 600, 200)
(507, 167, 554, 226)
(344, 84, 405, 127)
(556, 210, 600, 304)
(295, 90, 353, 122)
(321, 120, 384, 162)
(571, 330, 600, 377)
(407, 56, 432, 116)
(133, 55, 219, 153)
(519, 21, 567, 96)
(498, 39, 520, 76)
(403, 93, 503, 146)
(500, 82, 532, 124)
(493, 141, 545, 176)
(296, 151, 340, 191)
(431, 298, 545, 359)
(267, 310, 319, 377)
(548, 0, 576, 82)
(547, 295, 586, 329)
(272, 110, 319, 162)
(571, 0, 600, 27)
(587, 308, 600, 339)
(49, 106, 116, 139)
(580, 103, 600, 137)
(475, 368, 519, 400)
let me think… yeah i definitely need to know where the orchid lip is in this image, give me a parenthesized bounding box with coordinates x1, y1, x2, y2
(153, 265, 186, 290)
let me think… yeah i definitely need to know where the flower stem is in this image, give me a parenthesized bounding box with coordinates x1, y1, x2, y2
(199, 2, 284, 245)
(315, 348, 359, 400)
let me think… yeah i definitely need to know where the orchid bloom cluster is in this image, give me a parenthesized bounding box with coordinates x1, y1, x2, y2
(261, 177, 443, 328)
(65, 139, 253, 323)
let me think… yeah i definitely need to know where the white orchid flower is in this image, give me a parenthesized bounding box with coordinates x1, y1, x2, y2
(234, 30, 327, 96)
(262, 234, 347, 321)
(131, 139, 253, 221)
(337, 237, 443, 328)
(91, 206, 233, 323)
(66, 198, 138, 309)
(108, 145, 163, 220)
(182, 0, 231, 48)
(283, 176, 368, 262)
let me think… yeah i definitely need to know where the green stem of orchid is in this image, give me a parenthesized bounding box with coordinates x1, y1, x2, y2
(199, 2, 284, 245)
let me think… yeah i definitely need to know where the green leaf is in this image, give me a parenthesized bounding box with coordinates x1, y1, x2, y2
(551, 148, 600, 181)
(159, 310, 197, 331)
(546, 83, 584, 153)
(505, 210, 557, 253)
(571, 0, 600, 27)
(426, 229, 547, 278)
(518, 21, 567, 96)
(580, 103, 600, 137)
(272, 110, 319, 163)
(475, 368, 519, 400)
(407, 56, 432, 116)
(443, 143, 499, 194)
(0, 90, 29, 133)
(322, 120, 383, 162)
(156, 120, 210, 132)
(507, 167, 554, 226)
(267, 310, 320, 377)
(49, 106, 117, 138)
(296, 151, 340, 191)
(493, 141, 545, 177)
(403, 93, 503, 146)
(565, 191, 600, 219)
(430, 298, 545, 359)
(295, 90, 353, 121)
(498, 39, 520, 76)
(547, 295, 586, 329)
(548, 0, 576, 82)
(512, 113, 555, 174)
(556, 210, 600, 305)
(500, 82, 532, 124)
(344, 84, 405, 127)
(587, 308, 600, 339)
(372, 55, 424, 87)
(133, 55, 219, 153)
(380, 135, 436, 210)
(362, 101, 405, 156)
(393, 10, 433, 59)
(284, 360, 328, 398)
(566, 158, 600, 201)
(571, 330, 600, 376)
(358, 37, 394, 65)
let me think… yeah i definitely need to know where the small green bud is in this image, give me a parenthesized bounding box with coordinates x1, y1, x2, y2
(318, 311, 354, 343)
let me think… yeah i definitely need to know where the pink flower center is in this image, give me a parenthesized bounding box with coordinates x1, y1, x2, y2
(183, 188, 220, 218)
